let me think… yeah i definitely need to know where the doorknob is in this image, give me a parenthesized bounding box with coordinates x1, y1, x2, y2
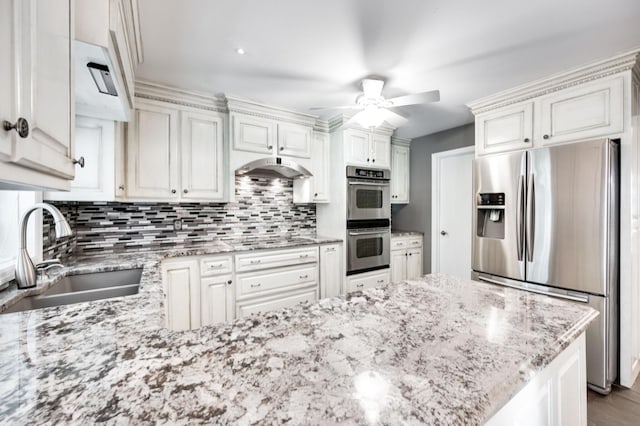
(440, 230, 448, 236)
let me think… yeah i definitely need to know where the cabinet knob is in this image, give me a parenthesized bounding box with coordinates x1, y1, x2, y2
(227, 280, 232, 285)
(409, 253, 412, 256)
(268, 145, 273, 150)
(314, 193, 318, 197)
(543, 134, 550, 140)
(171, 189, 177, 194)
(366, 158, 370, 162)
(372, 158, 375, 163)
(405, 253, 408, 257)
(118, 185, 125, 191)
(441, 230, 448, 236)
(279, 146, 284, 151)
(2, 117, 29, 138)
(183, 189, 189, 194)
(524, 138, 530, 143)
(73, 157, 85, 168)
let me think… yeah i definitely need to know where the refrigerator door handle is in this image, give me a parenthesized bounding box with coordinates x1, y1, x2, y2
(516, 175, 525, 261)
(526, 175, 535, 262)
(476, 275, 589, 303)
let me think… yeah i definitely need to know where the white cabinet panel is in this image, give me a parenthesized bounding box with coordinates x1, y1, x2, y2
(476, 102, 533, 156)
(391, 144, 410, 203)
(201, 274, 233, 327)
(539, 76, 624, 145)
(161, 259, 199, 331)
(556, 346, 585, 425)
(346, 269, 390, 293)
(181, 110, 224, 200)
(127, 101, 179, 199)
(371, 134, 391, 168)
(345, 129, 371, 166)
(320, 244, 342, 298)
(391, 251, 407, 283)
(406, 248, 423, 279)
(236, 288, 317, 318)
(236, 264, 317, 299)
(232, 114, 275, 155)
(391, 236, 423, 281)
(200, 256, 233, 277)
(277, 123, 311, 158)
(235, 247, 318, 273)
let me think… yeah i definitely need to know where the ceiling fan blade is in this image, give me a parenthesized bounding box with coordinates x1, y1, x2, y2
(308, 105, 359, 111)
(362, 78, 384, 98)
(387, 90, 440, 107)
(383, 109, 409, 127)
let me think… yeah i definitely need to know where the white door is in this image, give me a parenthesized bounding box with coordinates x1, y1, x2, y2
(432, 146, 474, 278)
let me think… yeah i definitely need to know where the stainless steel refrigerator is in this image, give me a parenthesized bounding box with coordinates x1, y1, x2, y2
(471, 138, 619, 394)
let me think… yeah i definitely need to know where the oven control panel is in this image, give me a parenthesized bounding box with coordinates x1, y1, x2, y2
(346, 166, 390, 180)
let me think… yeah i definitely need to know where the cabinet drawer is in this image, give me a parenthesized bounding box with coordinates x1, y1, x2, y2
(236, 247, 318, 272)
(406, 237, 422, 248)
(200, 255, 233, 276)
(391, 238, 406, 250)
(237, 264, 318, 299)
(236, 288, 318, 318)
(346, 269, 390, 293)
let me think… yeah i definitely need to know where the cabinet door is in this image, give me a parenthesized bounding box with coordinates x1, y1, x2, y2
(3, 0, 74, 179)
(476, 102, 533, 155)
(371, 134, 391, 168)
(236, 288, 317, 318)
(161, 259, 200, 331)
(181, 110, 225, 200)
(390, 250, 407, 283)
(201, 274, 233, 326)
(312, 132, 330, 202)
(320, 244, 342, 298)
(127, 101, 179, 199)
(539, 76, 624, 145)
(391, 144, 410, 203)
(344, 129, 371, 166)
(232, 114, 276, 155)
(347, 269, 390, 292)
(406, 248, 423, 279)
(46, 117, 115, 201)
(277, 123, 312, 158)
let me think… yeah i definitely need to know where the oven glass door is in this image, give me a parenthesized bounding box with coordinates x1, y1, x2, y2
(347, 228, 390, 274)
(347, 181, 390, 221)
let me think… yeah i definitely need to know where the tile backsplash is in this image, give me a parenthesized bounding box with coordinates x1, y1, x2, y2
(43, 176, 316, 259)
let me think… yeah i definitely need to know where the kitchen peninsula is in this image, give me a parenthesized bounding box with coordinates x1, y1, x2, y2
(0, 249, 596, 424)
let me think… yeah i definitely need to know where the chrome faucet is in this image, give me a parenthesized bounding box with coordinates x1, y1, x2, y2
(15, 203, 72, 289)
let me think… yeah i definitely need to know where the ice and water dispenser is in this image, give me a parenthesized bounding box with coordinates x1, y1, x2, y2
(476, 193, 505, 239)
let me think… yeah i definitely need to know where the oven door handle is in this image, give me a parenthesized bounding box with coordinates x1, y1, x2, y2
(348, 230, 387, 236)
(348, 181, 390, 186)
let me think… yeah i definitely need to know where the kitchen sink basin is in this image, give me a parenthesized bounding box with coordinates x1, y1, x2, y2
(2, 268, 143, 314)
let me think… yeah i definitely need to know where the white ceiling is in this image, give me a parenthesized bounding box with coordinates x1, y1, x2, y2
(135, 0, 640, 138)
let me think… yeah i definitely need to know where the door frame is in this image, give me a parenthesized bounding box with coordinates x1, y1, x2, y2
(431, 146, 475, 274)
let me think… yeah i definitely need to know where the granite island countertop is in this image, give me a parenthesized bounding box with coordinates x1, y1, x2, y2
(0, 244, 597, 424)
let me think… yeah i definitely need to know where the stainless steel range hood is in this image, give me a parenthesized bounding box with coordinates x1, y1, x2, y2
(236, 157, 312, 178)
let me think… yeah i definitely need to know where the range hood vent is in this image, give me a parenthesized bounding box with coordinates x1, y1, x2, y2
(236, 157, 312, 179)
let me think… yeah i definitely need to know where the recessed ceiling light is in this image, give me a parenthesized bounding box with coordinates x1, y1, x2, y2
(235, 48, 246, 55)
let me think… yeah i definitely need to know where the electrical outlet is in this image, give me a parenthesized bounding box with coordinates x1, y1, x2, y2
(173, 219, 182, 231)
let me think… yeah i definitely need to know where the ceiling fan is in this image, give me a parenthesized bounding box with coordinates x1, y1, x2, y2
(310, 78, 440, 129)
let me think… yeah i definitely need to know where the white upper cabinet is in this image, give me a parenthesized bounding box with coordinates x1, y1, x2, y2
(127, 100, 180, 199)
(475, 102, 533, 156)
(277, 123, 312, 158)
(46, 117, 117, 201)
(232, 115, 276, 155)
(391, 139, 410, 203)
(344, 129, 391, 168)
(293, 132, 330, 203)
(0, 0, 75, 190)
(127, 97, 227, 202)
(181, 110, 225, 200)
(538, 76, 624, 145)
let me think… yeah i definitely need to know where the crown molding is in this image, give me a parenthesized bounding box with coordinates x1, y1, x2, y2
(468, 48, 640, 114)
(225, 95, 318, 127)
(134, 80, 227, 112)
(391, 136, 412, 147)
(313, 119, 330, 133)
(328, 113, 396, 136)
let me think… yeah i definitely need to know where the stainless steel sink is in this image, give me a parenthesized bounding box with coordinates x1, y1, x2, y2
(2, 268, 143, 314)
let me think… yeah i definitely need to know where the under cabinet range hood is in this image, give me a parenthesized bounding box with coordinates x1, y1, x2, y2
(236, 157, 312, 179)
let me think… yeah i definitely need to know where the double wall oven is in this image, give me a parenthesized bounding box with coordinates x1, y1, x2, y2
(346, 166, 391, 275)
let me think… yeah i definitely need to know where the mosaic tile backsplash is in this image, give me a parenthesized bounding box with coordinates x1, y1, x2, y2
(43, 176, 316, 260)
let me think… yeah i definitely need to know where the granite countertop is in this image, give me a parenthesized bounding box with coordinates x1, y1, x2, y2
(0, 241, 597, 426)
(391, 230, 424, 238)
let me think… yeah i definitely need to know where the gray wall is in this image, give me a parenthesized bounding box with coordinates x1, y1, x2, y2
(392, 123, 475, 273)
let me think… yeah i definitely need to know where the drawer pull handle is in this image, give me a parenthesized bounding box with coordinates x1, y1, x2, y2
(250, 283, 261, 288)
(377, 279, 385, 283)
(356, 283, 364, 288)
(299, 254, 309, 258)
(299, 274, 309, 279)
(250, 260, 261, 264)
(209, 263, 224, 268)
(325, 248, 335, 252)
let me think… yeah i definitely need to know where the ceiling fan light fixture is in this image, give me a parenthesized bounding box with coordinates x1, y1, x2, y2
(353, 105, 388, 129)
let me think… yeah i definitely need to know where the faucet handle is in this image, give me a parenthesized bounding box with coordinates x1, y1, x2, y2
(35, 259, 63, 270)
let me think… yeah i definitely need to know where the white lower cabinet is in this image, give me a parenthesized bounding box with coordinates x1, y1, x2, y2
(320, 244, 342, 298)
(486, 333, 587, 425)
(201, 274, 234, 327)
(161, 258, 200, 331)
(346, 269, 390, 293)
(236, 288, 318, 318)
(390, 235, 423, 282)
